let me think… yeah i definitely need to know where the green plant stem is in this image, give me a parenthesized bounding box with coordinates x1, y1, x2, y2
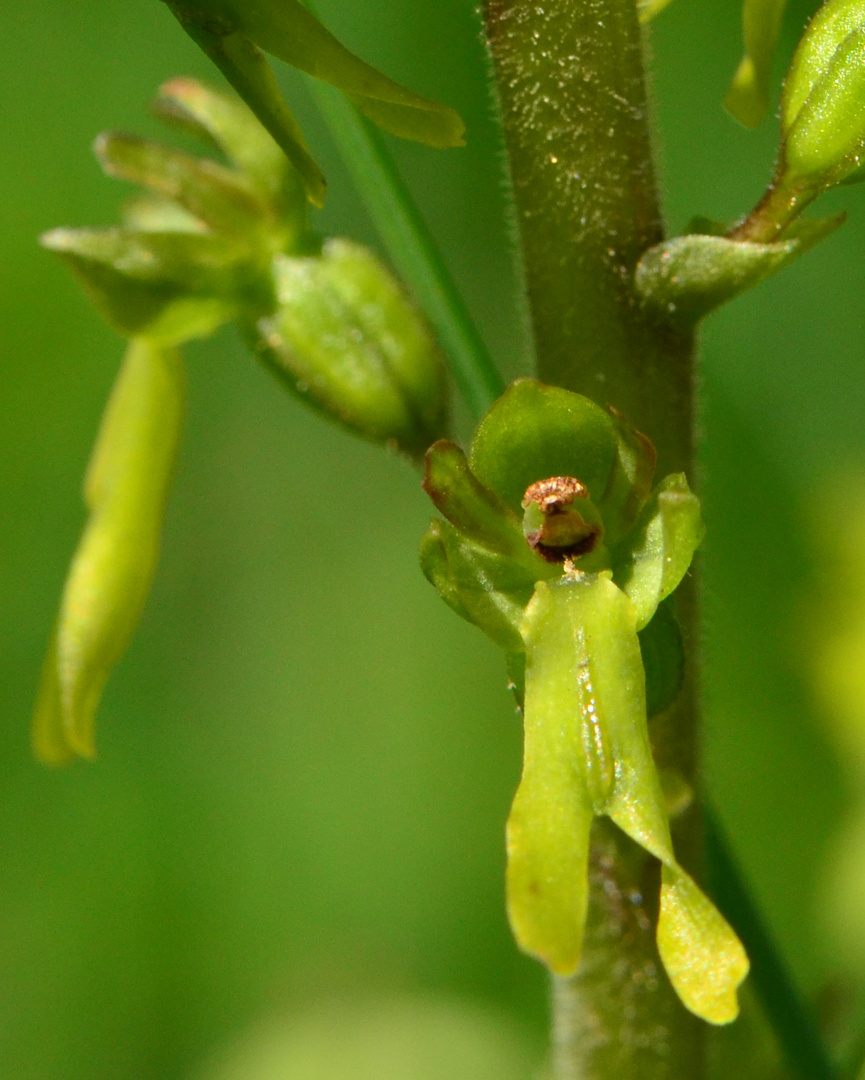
(705, 806, 838, 1080)
(309, 80, 505, 422)
(483, 1, 701, 1077)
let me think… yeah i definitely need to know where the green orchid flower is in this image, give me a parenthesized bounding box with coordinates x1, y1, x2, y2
(421, 379, 749, 1025)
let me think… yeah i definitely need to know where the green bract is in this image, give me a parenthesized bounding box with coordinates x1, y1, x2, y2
(162, 0, 465, 205)
(781, 0, 865, 189)
(33, 340, 185, 764)
(420, 380, 747, 1024)
(635, 216, 845, 325)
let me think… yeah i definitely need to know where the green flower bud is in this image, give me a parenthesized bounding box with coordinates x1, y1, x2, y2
(162, 0, 465, 204)
(33, 339, 185, 764)
(507, 573, 748, 1023)
(782, 0, 865, 187)
(257, 239, 447, 456)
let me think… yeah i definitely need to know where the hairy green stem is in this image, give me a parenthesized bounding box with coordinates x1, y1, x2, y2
(483, 1, 701, 1076)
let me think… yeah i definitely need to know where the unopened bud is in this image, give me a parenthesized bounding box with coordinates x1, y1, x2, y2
(782, 0, 865, 187)
(257, 239, 447, 456)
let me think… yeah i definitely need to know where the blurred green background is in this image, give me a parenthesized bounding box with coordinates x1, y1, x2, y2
(2, 0, 865, 1076)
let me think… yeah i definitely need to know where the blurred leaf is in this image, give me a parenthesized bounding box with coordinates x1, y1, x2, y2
(195, 997, 538, 1080)
(725, 0, 788, 128)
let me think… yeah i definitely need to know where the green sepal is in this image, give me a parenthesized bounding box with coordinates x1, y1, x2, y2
(178, 22, 327, 207)
(256, 240, 446, 457)
(152, 77, 304, 213)
(783, 26, 865, 188)
(725, 0, 788, 128)
(509, 575, 748, 1022)
(613, 472, 705, 631)
(41, 226, 251, 343)
(422, 441, 526, 557)
(420, 519, 537, 652)
(94, 132, 267, 240)
(639, 597, 686, 718)
(635, 215, 845, 325)
(33, 339, 185, 763)
(469, 379, 618, 511)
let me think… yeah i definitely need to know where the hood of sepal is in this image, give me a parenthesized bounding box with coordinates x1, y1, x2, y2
(469, 380, 619, 512)
(256, 240, 447, 457)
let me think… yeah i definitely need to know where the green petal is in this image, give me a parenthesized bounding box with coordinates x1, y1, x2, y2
(469, 380, 618, 511)
(35, 340, 185, 761)
(422, 441, 526, 557)
(419, 520, 473, 624)
(613, 472, 704, 631)
(152, 77, 299, 207)
(426, 519, 536, 651)
(725, 0, 788, 128)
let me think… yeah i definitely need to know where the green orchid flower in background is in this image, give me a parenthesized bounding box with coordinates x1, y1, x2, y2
(160, 0, 465, 205)
(421, 379, 749, 1026)
(35, 78, 448, 762)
